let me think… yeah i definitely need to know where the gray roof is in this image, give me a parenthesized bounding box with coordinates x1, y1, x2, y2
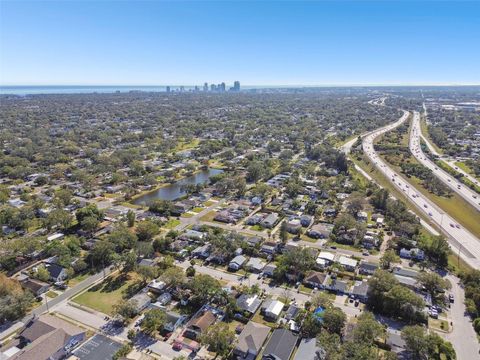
(293, 338, 326, 360)
(235, 321, 271, 356)
(262, 329, 298, 360)
(236, 294, 262, 314)
(393, 267, 419, 279)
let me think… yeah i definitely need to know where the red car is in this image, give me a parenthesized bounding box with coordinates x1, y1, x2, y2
(172, 343, 183, 351)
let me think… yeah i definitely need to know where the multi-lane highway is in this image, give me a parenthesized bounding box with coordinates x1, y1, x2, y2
(362, 111, 480, 269)
(410, 111, 480, 211)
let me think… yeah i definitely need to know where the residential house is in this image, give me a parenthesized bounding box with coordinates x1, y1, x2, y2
(246, 214, 264, 225)
(21, 278, 50, 297)
(184, 310, 216, 339)
(246, 257, 266, 273)
(328, 279, 349, 294)
(362, 235, 378, 249)
(260, 241, 278, 255)
(303, 271, 327, 289)
(138, 258, 156, 267)
(182, 229, 206, 241)
(284, 304, 301, 321)
(399, 248, 425, 261)
(131, 291, 152, 312)
(229, 255, 247, 271)
(323, 208, 337, 217)
(264, 300, 284, 320)
(317, 251, 335, 266)
(358, 261, 379, 276)
(9, 314, 85, 360)
(236, 294, 262, 315)
(263, 264, 277, 277)
(300, 215, 313, 227)
(44, 263, 68, 283)
(338, 256, 358, 272)
(262, 329, 298, 360)
(351, 281, 369, 303)
(260, 213, 279, 228)
(147, 279, 166, 294)
(246, 236, 263, 247)
(234, 321, 271, 359)
(293, 338, 326, 360)
(285, 218, 302, 234)
(191, 244, 211, 259)
(308, 223, 333, 239)
(356, 211, 368, 222)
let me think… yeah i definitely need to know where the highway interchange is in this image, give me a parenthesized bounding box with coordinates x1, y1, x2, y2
(360, 109, 480, 269)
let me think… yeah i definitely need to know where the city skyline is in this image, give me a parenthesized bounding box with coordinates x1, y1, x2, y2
(1, 1, 479, 86)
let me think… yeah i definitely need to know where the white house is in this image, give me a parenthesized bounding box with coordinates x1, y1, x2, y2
(264, 300, 284, 320)
(338, 256, 358, 271)
(317, 251, 336, 265)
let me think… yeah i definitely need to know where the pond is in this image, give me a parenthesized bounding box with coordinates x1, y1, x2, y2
(132, 168, 223, 205)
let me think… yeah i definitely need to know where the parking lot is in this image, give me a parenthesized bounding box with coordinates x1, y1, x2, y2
(73, 334, 122, 360)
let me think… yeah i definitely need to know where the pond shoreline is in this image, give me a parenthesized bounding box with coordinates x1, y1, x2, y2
(131, 167, 224, 205)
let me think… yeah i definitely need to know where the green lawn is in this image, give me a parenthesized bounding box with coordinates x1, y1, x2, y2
(72, 273, 143, 315)
(181, 212, 194, 218)
(192, 207, 204, 213)
(455, 161, 480, 180)
(251, 309, 276, 328)
(199, 211, 217, 222)
(45, 291, 58, 298)
(300, 234, 318, 243)
(249, 224, 264, 231)
(163, 219, 181, 229)
(428, 318, 449, 332)
(204, 200, 217, 207)
(67, 272, 90, 286)
(401, 173, 480, 237)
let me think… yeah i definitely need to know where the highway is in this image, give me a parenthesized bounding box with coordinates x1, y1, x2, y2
(410, 111, 480, 211)
(362, 111, 480, 269)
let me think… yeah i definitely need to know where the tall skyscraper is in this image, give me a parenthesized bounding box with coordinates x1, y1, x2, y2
(203, 82, 208, 92)
(219, 82, 226, 92)
(166, 86, 171, 93)
(210, 84, 217, 91)
(233, 81, 240, 91)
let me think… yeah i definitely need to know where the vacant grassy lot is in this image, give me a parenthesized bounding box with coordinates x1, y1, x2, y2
(199, 210, 217, 222)
(46, 291, 58, 298)
(72, 273, 143, 315)
(163, 218, 181, 229)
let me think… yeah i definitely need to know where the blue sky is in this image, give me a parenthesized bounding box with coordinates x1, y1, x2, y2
(0, 1, 479, 86)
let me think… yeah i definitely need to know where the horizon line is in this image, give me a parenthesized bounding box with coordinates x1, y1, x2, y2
(2, 83, 480, 88)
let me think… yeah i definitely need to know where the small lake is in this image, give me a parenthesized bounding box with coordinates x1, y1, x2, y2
(132, 168, 223, 205)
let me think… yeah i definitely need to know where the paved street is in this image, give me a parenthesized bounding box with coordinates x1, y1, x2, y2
(444, 274, 480, 359)
(0, 267, 114, 341)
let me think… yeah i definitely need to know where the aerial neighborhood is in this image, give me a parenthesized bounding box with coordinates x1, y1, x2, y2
(1, 88, 479, 360)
